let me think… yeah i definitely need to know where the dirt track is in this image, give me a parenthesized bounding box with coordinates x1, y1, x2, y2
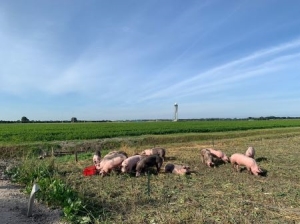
(0, 161, 65, 224)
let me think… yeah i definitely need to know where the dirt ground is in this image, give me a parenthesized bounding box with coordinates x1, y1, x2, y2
(0, 160, 66, 224)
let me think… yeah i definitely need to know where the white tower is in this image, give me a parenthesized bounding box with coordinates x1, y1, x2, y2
(174, 103, 178, 121)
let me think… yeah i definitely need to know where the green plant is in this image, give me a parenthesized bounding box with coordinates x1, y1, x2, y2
(5, 158, 95, 223)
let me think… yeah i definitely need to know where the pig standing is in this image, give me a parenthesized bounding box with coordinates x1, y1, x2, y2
(121, 155, 142, 173)
(207, 148, 229, 163)
(164, 163, 191, 175)
(141, 147, 166, 159)
(93, 150, 101, 170)
(99, 153, 127, 176)
(136, 155, 163, 177)
(200, 148, 216, 167)
(245, 146, 255, 159)
(230, 153, 263, 176)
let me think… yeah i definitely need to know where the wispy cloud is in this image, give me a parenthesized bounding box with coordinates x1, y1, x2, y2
(138, 37, 300, 102)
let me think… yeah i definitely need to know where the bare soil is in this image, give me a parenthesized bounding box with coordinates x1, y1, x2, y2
(0, 160, 66, 224)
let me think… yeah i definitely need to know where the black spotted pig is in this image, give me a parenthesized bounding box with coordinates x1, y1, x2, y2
(245, 146, 255, 159)
(200, 148, 215, 167)
(141, 147, 166, 159)
(207, 148, 229, 163)
(93, 150, 101, 171)
(164, 163, 191, 175)
(136, 155, 163, 177)
(104, 151, 128, 159)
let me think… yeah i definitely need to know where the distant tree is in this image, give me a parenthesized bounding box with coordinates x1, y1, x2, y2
(71, 117, 78, 123)
(21, 116, 29, 123)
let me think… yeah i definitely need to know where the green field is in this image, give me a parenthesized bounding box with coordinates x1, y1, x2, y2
(2, 120, 300, 223)
(1, 119, 300, 144)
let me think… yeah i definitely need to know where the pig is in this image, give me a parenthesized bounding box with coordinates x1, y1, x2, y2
(245, 146, 255, 159)
(230, 153, 263, 176)
(200, 148, 215, 167)
(121, 155, 142, 173)
(136, 155, 163, 177)
(99, 153, 127, 176)
(164, 163, 191, 175)
(104, 151, 128, 159)
(207, 148, 229, 163)
(141, 147, 166, 159)
(93, 150, 102, 171)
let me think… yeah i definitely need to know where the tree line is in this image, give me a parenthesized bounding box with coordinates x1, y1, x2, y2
(0, 116, 300, 124)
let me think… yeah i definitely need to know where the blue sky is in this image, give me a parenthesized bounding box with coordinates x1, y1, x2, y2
(1, 0, 300, 121)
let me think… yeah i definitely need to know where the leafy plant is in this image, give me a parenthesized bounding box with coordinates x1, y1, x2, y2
(5, 158, 95, 223)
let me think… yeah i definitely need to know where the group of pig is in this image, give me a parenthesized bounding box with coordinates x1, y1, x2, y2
(200, 146, 265, 176)
(92, 145, 264, 177)
(92, 147, 191, 177)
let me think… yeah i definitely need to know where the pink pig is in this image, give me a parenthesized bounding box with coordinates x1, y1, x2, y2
(165, 163, 191, 175)
(230, 153, 263, 176)
(99, 154, 127, 176)
(121, 155, 142, 173)
(207, 148, 229, 163)
(245, 146, 255, 159)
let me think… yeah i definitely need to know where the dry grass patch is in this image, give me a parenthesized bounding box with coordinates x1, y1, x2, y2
(49, 131, 300, 223)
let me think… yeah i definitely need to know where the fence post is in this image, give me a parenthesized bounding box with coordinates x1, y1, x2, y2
(27, 183, 40, 217)
(75, 151, 78, 162)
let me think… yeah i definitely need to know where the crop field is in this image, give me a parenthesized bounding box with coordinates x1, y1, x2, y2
(2, 119, 300, 145)
(2, 121, 300, 223)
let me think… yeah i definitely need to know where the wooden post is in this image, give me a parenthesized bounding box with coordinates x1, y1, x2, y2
(75, 151, 78, 162)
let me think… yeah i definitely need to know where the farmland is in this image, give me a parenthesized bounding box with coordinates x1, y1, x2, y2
(2, 120, 300, 223)
(1, 119, 300, 145)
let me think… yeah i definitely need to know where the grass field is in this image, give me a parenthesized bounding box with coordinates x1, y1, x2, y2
(3, 121, 300, 223)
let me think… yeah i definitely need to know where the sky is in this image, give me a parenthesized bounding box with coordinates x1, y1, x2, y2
(1, 0, 300, 121)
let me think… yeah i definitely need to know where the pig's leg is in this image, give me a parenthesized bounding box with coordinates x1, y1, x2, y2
(232, 163, 237, 171)
(156, 164, 160, 174)
(201, 155, 204, 163)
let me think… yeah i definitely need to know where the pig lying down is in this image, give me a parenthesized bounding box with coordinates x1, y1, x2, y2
(136, 155, 163, 177)
(230, 153, 263, 176)
(164, 163, 191, 175)
(245, 146, 255, 159)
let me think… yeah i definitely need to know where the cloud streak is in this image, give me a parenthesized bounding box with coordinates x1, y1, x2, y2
(138, 37, 300, 103)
